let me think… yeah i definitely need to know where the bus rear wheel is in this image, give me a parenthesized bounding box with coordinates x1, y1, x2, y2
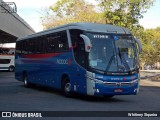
(23, 74, 29, 88)
(62, 77, 73, 97)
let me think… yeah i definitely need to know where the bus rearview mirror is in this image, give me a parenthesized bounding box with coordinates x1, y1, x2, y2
(80, 34, 92, 52)
(135, 38, 142, 54)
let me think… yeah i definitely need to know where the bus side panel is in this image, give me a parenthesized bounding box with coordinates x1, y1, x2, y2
(71, 66, 87, 94)
(59, 64, 87, 94)
(42, 51, 87, 95)
(34, 51, 87, 94)
(15, 56, 27, 81)
(15, 51, 88, 94)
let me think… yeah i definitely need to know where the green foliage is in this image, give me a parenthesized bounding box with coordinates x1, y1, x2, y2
(139, 27, 160, 67)
(42, 0, 105, 29)
(97, 0, 155, 29)
(42, 0, 155, 30)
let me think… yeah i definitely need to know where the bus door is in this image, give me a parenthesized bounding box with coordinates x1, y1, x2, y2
(70, 29, 88, 94)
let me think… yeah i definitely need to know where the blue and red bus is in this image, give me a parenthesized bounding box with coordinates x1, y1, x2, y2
(15, 23, 142, 97)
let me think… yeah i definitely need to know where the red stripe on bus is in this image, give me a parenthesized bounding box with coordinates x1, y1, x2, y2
(23, 53, 62, 59)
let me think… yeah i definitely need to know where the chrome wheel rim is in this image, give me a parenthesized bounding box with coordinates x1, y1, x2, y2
(24, 77, 27, 86)
(65, 83, 71, 93)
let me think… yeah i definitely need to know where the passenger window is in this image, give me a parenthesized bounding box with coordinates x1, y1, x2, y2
(70, 29, 87, 67)
(46, 31, 69, 53)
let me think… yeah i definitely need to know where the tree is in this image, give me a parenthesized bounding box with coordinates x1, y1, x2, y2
(41, 0, 155, 31)
(97, 0, 155, 30)
(41, 0, 105, 29)
(139, 27, 160, 69)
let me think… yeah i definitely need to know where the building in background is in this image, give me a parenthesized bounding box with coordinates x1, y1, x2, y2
(0, 0, 35, 46)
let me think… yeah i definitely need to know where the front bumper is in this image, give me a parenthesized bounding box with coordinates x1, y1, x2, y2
(86, 76, 140, 96)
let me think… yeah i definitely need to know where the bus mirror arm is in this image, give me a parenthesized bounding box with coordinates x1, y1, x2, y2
(135, 38, 142, 54)
(80, 34, 92, 52)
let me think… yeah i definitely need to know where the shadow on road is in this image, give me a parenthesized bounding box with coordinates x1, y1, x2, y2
(1, 71, 160, 103)
(140, 85, 160, 92)
(18, 84, 130, 103)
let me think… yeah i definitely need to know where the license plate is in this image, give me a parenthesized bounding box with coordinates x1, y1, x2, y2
(114, 89, 123, 92)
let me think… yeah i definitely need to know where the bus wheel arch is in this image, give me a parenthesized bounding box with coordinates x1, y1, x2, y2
(61, 74, 73, 97)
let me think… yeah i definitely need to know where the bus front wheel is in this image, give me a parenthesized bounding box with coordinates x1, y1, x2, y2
(62, 77, 73, 97)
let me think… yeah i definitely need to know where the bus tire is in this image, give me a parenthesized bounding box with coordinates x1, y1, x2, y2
(8, 66, 14, 72)
(62, 77, 72, 97)
(23, 74, 29, 88)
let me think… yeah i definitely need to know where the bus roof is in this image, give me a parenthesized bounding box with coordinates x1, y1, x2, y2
(17, 22, 131, 41)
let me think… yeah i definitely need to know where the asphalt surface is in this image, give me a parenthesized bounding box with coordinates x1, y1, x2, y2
(0, 71, 160, 120)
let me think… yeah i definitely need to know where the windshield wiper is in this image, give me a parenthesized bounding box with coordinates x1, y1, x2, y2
(118, 47, 122, 64)
(105, 54, 115, 72)
(90, 67, 104, 74)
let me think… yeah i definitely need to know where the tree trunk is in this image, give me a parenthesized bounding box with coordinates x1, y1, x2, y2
(140, 62, 145, 70)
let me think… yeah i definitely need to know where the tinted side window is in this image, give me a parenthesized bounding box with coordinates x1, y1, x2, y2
(57, 31, 69, 52)
(16, 30, 69, 55)
(27, 39, 34, 54)
(47, 34, 58, 53)
(26, 37, 44, 54)
(46, 31, 69, 53)
(38, 37, 46, 53)
(21, 39, 31, 54)
(70, 29, 87, 67)
(16, 41, 22, 54)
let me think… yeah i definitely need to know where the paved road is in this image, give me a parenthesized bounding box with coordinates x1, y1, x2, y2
(0, 72, 160, 120)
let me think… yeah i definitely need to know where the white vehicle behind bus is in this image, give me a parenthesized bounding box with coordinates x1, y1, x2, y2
(0, 48, 15, 72)
(0, 55, 15, 72)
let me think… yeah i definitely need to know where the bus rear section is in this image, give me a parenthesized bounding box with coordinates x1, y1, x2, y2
(0, 55, 15, 72)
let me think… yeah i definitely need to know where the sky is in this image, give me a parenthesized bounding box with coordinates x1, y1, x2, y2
(139, 0, 160, 29)
(3, 0, 160, 32)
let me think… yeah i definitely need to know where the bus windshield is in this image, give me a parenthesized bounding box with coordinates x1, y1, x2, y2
(86, 32, 138, 74)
